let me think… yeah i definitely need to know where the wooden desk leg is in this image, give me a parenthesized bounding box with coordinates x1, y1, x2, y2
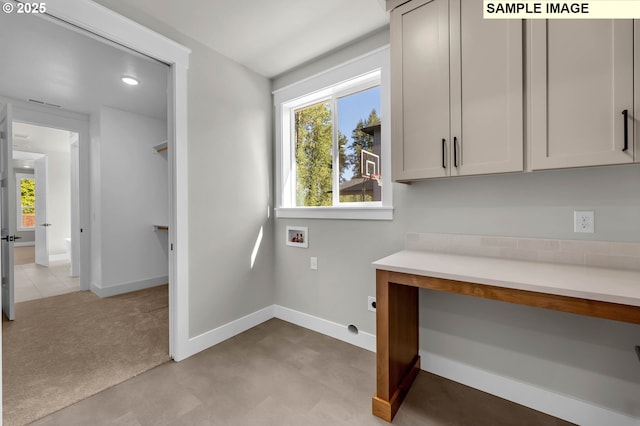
(372, 270, 420, 422)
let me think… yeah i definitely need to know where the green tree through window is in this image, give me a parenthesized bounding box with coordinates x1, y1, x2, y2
(295, 101, 336, 206)
(19, 177, 36, 228)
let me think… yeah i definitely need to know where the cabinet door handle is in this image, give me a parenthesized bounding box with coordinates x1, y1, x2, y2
(622, 109, 629, 152)
(453, 136, 458, 168)
(442, 139, 446, 168)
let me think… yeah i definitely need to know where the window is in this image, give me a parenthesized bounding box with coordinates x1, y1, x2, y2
(275, 48, 392, 220)
(16, 173, 35, 230)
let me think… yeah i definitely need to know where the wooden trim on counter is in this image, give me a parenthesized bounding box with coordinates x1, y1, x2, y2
(385, 270, 640, 325)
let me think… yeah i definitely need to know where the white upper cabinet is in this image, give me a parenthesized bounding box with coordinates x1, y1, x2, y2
(451, 0, 523, 177)
(529, 20, 634, 170)
(391, 0, 523, 181)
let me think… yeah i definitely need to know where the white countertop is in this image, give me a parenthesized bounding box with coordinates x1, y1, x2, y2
(373, 250, 640, 307)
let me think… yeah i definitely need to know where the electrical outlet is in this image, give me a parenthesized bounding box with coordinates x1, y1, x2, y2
(574, 211, 594, 233)
(368, 296, 376, 312)
(310, 257, 318, 270)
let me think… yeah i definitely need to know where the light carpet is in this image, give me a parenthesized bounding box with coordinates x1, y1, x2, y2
(2, 285, 169, 426)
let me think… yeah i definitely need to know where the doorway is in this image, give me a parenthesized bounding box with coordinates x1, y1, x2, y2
(0, 2, 189, 421)
(0, 1, 187, 422)
(12, 122, 80, 303)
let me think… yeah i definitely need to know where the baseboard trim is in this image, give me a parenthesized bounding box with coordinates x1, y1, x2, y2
(180, 304, 376, 361)
(14, 241, 35, 247)
(183, 305, 275, 358)
(173, 304, 636, 425)
(420, 350, 638, 426)
(273, 305, 376, 352)
(49, 253, 69, 262)
(90, 275, 168, 298)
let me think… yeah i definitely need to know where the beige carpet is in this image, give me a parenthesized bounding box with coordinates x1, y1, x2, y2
(2, 285, 170, 426)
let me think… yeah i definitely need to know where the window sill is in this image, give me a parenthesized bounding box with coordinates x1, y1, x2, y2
(276, 206, 393, 221)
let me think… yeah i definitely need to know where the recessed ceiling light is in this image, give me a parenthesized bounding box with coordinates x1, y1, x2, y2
(121, 76, 139, 86)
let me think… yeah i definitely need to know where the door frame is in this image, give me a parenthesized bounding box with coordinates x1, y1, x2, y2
(40, 0, 191, 361)
(0, 1, 191, 419)
(0, 0, 189, 352)
(7, 100, 91, 290)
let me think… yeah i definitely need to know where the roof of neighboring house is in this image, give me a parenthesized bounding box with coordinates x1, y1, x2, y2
(360, 123, 381, 136)
(340, 177, 376, 194)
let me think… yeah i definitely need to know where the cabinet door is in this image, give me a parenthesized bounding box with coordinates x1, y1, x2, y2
(450, 0, 523, 176)
(391, 0, 450, 181)
(530, 20, 634, 170)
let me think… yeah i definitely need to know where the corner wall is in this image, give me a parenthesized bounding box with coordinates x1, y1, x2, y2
(91, 0, 276, 339)
(90, 106, 168, 295)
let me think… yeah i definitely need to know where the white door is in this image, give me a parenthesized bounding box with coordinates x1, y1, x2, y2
(35, 156, 49, 267)
(70, 133, 80, 277)
(0, 104, 16, 320)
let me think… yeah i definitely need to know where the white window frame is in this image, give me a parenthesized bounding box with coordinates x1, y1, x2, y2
(16, 172, 35, 231)
(274, 47, 393, 220)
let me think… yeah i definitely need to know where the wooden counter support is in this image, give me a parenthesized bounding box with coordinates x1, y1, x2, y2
(373, 271, 420, 421)
(372, 268, 640, 422)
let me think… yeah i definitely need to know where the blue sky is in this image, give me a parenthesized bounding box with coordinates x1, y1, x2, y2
(337, 86, 381, 179)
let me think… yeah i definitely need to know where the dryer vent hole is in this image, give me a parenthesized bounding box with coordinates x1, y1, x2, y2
(348, 324, 359, 335)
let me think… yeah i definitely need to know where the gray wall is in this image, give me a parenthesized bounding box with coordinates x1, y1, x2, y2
(272, 31, 640, 418)
(93, 0, 275, 337)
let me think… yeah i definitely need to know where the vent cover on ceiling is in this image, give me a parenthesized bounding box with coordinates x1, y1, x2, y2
(27, 98, 61, 108)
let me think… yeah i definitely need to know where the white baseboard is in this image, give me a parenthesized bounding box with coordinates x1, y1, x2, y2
(179, 304, 376, 362)
(49, 253, 69, 262)
(420, 350, 639, 426)
(90, 275, 168, 298)
(273, 305, 376, 353)
(183, 305, 275, 358)
(14, 241, 35, 247)
(174, 304, 637, 425)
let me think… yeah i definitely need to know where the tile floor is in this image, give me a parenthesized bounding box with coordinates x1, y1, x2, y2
(14, 260, 80, 303)
(31, 319, 572, 426)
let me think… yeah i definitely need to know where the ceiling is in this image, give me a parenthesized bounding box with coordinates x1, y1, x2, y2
(0, 0, 389, 122)
(13, 122, 72, 169)
(0, 9, 168, 120)
(13, 122, 71, 154)
(93, 0, 390, 78)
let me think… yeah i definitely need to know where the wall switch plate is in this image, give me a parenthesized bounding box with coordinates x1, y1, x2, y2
(574, 211, 594, 233)
(310, 256, 318, 270)
(368, 296, 376, 312)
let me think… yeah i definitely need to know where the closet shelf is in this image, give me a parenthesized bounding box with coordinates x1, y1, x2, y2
(153, 141, 168, 153)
